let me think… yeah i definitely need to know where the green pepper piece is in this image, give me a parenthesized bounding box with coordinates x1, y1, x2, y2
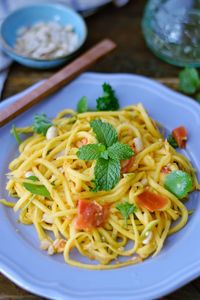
(164, 170, 193, 199)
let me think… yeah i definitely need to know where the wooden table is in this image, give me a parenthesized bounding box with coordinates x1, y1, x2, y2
(1, 1, 200, 299)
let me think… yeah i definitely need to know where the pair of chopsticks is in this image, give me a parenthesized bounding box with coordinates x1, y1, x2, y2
(0, 39, 116, 127)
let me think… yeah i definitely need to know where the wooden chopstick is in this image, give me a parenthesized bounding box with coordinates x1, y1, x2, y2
(0, 39, 116, 127)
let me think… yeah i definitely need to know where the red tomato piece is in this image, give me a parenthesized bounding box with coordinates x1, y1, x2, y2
(121, 156, 135, 174)
(81, 138, 88, 145)
(136, 190, 170, 212)
(131, 143, 137, 153)
(172, 126, 187, 148)
(75, 200, 110, 231)
(76, 138, 88, 148)
(161, 166, 171, 174)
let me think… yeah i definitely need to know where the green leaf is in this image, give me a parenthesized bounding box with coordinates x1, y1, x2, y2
(33, 114, 53, 135)
(28, 176, 38, 181)
(23, 176, 50, 198)
(23, 182, 50, 197)
(96, 83, 120, 111)
(100, 150, 109, 160)
(116, 202, 137, 226)
(102, 83, 115, 98)
(179, 67, 200, 95)
(108, 142, 134, 160)
(94, 158, 120, 191)
(167, 134, 178, 148)
(195, 93, 200, 103)
(90, 119, 118, 147)
(11, 125, 22, 144)
(77, 143, 106, 160)
(77, 96, 88, 113)
(164, 170, 193, 199)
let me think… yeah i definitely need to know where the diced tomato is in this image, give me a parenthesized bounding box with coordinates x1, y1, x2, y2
(75, 200, 110, 231)
(136, 190, 170, 212)
(76, 138, 88, 148)
(121, 156, 135, 174)
(131, 143, 137, 153)
(81, 138, 88, 145)
(161, 166, 171, 174)
(172, 126, 187, 148)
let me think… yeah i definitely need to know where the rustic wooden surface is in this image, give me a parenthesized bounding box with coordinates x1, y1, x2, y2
(1, 0, 200, 299)
(0, 39, 116, 126)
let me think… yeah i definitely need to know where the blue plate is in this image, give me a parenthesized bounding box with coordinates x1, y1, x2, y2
(0, 73, 200, 300)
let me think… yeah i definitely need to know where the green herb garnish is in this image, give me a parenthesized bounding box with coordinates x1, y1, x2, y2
(27, 176, 38, 181)
(167, 134, 178, 148)
(107, 142, 134, 160)
(11, 125, 22, 144)
(94, 158, 121, 191)
(77, 96, 88, 113)
(195, 93, 200, 103)
(23, 176, 50, 198)
(33, 114, 53, 135)
(90, 119, 118, 147)
(179, 67, 200, 95)
(96, 83, 119, 111)
(116, 202, 137, 226)
(77, 143, 106, 160)
(77, 119, 134, 191)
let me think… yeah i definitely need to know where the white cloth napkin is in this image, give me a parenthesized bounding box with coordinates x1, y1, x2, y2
(0, 0, 129, 98)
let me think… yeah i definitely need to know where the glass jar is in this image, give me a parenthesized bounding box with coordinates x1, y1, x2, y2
(142, 0, 200, 67)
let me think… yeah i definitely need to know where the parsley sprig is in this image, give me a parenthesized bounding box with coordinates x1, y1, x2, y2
(179, 67, 200, 103)
(76, 83, 119, 113)
(77, 120, 134, 191)
(33, 114, 53, 135)
(96, 83, 119, 111)
(167, 134, 178, 148)
(179, 67, 200, 95)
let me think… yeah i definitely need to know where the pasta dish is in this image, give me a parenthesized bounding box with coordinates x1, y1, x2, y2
(1, 84, 199, 270)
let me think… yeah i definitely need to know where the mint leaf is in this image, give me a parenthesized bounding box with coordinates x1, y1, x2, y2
(179, 67, 200, 95)
(11, 125, 22, 144)
(90, 119, 118, 147)
(167, 134, 178, 148)
(78, 120, 135, 191)
(77, 143, 106, 160)
(94, 158, 120, 191)
(116, 202, 137, 225)
(96, 83, 119, 111)
(77, 96, 88, 113)
(100, 150, 109, 160)
(23, 176, 50, 198)
(33, 114, 53, 135)
(108, 142, 134, 160)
